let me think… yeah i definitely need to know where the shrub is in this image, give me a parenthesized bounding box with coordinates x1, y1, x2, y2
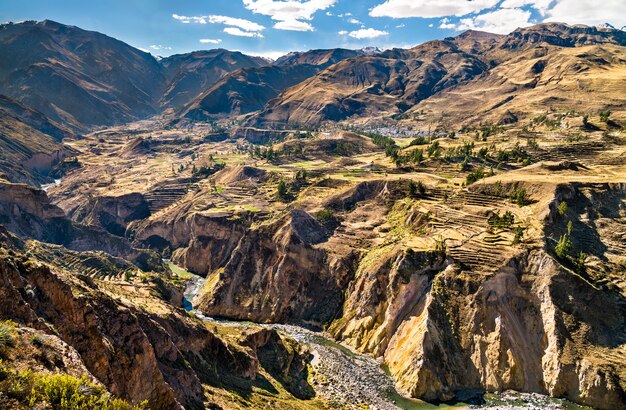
(557, 201, 568, 217)
(277, 180, 288, 200)
(315, 209, 338, 229)
(465, 166, 485, 185)
(575, 252, 587, 274)
(599, 110, 611, 123)
(555, 234, 572, 260)
(488, 211, 515, 228)
(512, 226, 524, 244)
(0, 371, 145, 410)
(409, 181, 426, 197)
(510, 187, 530, 206)
(0, 321, 15, 349)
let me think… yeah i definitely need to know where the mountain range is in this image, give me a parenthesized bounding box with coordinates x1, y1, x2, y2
(2, 20, 624, 134)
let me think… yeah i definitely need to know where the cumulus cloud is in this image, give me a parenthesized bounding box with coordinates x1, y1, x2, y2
(349, 28, 389, 39)
(440, 7, 532, 34)
(199, 39, 222, 44)
(172, 14, 265, 37)
(348, 18, 363, 25)
(544, 0, 626, 27)
(242, 0, 336, 31)
(338, 30, 349, 35)
(370, 0, 500, 18)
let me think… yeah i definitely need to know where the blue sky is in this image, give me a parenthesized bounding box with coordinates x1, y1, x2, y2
(2, 0, 625, 59)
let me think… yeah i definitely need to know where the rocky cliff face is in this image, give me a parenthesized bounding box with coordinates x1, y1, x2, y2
(0, 179, 160, 271)
(0, 221, 323, 408)
(192, 180, 626, 408)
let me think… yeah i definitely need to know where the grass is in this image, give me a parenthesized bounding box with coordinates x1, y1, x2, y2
(0, 321, 15, 349)
(167, 262, 195, 279)
(0, 365, 145, 410)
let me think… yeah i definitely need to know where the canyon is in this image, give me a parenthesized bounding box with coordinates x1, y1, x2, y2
(0, 18, 624, 410)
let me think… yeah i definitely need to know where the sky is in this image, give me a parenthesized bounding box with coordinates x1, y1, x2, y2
(1, 0, 625, 59)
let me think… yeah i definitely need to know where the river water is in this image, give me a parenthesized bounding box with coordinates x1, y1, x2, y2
(181, 270, 588, 410)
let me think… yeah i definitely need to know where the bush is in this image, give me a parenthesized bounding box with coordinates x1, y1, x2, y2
(316, 209, 338, 229)
(510, 187, 530, 206)
(0, 321, 15, 349)
(465, 166, 485, 185)
(557, 201, 568, 217)
(599, 110, 611, 123)
(0, 370, 145, 410)
(277, 180, 288, 200)
(409, 180, 426, 197)
(555, 234, 572, 260)
(488, 211, 515, 228)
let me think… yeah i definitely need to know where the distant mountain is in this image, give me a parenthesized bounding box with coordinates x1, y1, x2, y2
(180, 48, 364, 119)
(0, 95, 75, 185)
(248, 23, 626, 129)
(160, 50, 268, 109)
(181, 64, 320, 119)
(274, 48, 363, 67)
(0, 20, 165, 131)
(0, 20, 270, 130)
(248, 40, 488, 128)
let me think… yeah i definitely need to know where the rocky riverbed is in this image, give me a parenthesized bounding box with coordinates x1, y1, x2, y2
(183, 270, 589, 410)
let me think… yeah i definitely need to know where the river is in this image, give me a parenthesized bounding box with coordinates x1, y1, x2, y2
(180, 269, 588, 410)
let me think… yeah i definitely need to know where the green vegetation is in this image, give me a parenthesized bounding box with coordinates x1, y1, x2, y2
(512, 226, 525, 245)
(488, 211, 515, 229)
(599, 110, 612, 123)
(555, 234, 572, 260)
(409, 180, 426, 197)
(557, 201, 568, 217)
(0, 365, 145, 410)
(315, 208, 339, 229)
(277, 180, 289, 201)
(510, 187, 530, 207)
(465, 166, 485, 185)
(0, 321, 15, 349)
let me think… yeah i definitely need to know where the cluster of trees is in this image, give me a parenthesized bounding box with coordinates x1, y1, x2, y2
(249, 143, 305, 162)
(553, 200, 587, 274)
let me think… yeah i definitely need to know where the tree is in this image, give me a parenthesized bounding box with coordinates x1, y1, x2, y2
(555, 234, 572, 259)
(599, 110, 612, 123)
(409, 181, 426, 197)
(277, 180, 288, 200)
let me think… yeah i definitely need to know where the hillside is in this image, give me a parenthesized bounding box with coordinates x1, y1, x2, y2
(160, 49, 268, 109)
(0, 20, 165, 130)
(249, 40, 488, 128)
(179, 48, 365, 120)
(0, 21, 269, 131)
(0, 95, 75, 185)
(248, 23, 626, 129)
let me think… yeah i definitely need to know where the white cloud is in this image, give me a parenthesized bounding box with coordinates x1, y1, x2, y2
(500, 0, 554, 15)
(242, 0, 336, 31)
(172, 14, 265, 37)
(224, 27, 264, 37)
(338, 30, 348, 35)
(370, 0, 500, 18)
(544, 0, 626, 27)
(149, 45, 172, 51)
(396, 23, 406, 28)
(440, 7, 532, 34)
(199, 39, 223, 44)
(349, 28, 389, 39)
(274, 20, 315, 31)
(348, 18, 362, 25)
